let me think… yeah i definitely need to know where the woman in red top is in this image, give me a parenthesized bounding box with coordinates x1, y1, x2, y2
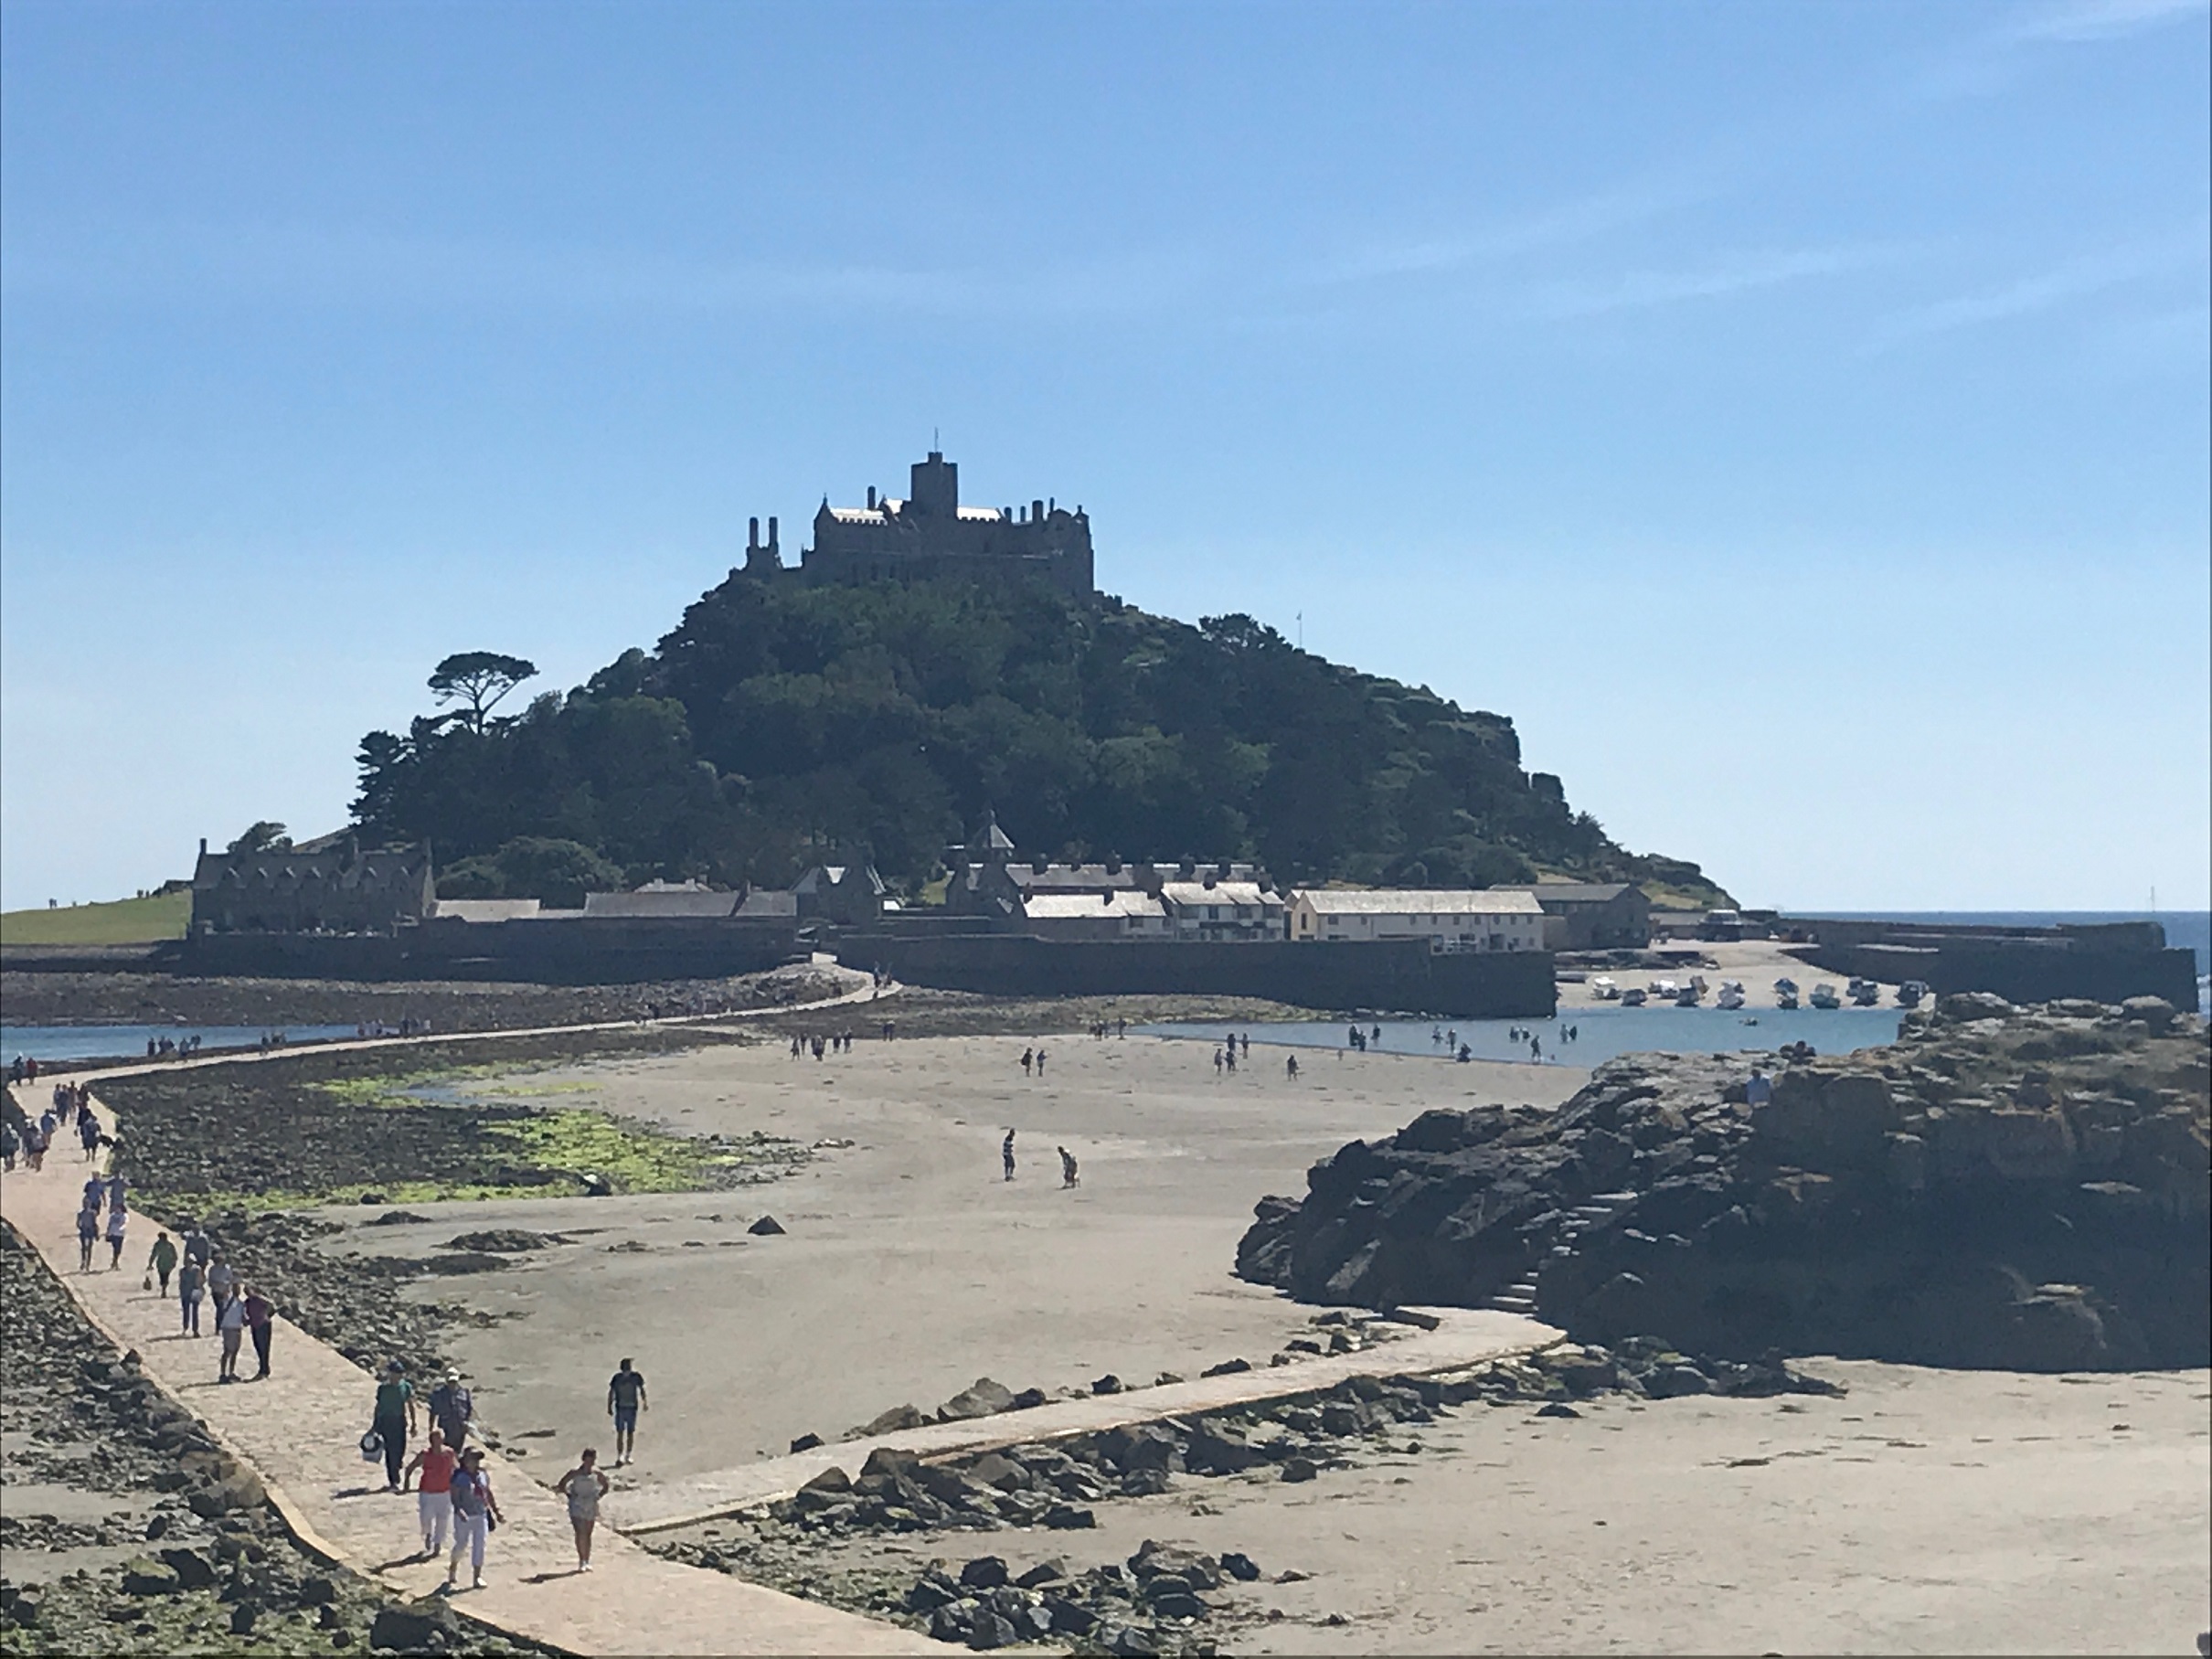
(401, 1429, 458, 1558)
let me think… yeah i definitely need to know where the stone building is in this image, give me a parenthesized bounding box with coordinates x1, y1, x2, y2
(745, 452, 1094, 597)
(941, 813, 1281, 936)
(190, 834, 433, 934)
(1490, 882, 1651, 950)
(1289, 888, 1547, 952)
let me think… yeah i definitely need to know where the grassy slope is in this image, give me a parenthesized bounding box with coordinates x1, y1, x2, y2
(0, 888, 190, 946)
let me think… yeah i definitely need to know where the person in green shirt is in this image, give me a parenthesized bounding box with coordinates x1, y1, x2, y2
(147, 1232, 179, 1296)
(372, 1361, 418, 1493)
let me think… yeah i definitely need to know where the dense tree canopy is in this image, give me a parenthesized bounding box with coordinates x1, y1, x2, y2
(354, 575, 1727, 902)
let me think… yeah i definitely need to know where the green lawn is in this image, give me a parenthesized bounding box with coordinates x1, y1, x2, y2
(0, 888, 191, 946)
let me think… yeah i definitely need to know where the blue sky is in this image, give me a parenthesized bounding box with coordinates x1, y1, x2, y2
(4, 0, 2207, 912)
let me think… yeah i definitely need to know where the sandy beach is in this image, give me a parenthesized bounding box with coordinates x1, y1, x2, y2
(282, 1028, 2212, 1655)
(660, 1357, 2209, 1655)
(324, 1035, 1588, 1478)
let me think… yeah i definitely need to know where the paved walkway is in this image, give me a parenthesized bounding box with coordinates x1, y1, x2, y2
(611, 1307, 1561, 1534)
(27, 964, 894, 1085)
(3, 1082, 934, 1655)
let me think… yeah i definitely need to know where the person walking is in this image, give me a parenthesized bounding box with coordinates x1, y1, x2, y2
(373, 1362, 418, 1493)
(243, 1285, 275, 1378)
(554, 1448, 610, 1572)
(216, 1284, 249, 1382)
(428, 1371, 473, 1450)
(2, 1117, 18, 1172)
(77, 1107, 101, 1162)
(402, 1428, 457, 1559)
(147, 1230, 178, 1296)
(183, 1225, 213, 1272)
(19, 1118, 44, 1171)
(1058, 1146, 1079, 1188)
(77, 1198, 100, 1271)
(177, 1255, 206, 1336)
(442, 1447, 502, 1592)
(1001, 1129, 1016, 1182)
(606, 1357, 647, 1466)
(205, 1250, 236, 1319)
(82, 1171, 108, 1217)
(105, 1201, 128, 1270)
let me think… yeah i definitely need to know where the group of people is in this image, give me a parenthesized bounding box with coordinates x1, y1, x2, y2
(160, 1222, 273, 1381)
(355, 1017, 432, 1038)
(1211, 1032, 1254, 1074)
(790, 1031, 859, 1058)
(999, 1128, 1080, 1187)
(374, 1357, 641, 1586)
(75, 1166, 130, 1271)
(144, 1034, 206, 1059)
(1085, 1017, 1129, 1039)
(1018, 1046, 1048, 1076)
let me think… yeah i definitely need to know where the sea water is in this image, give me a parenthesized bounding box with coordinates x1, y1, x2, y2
(0, 1024, 359, 1064)
(1138, 1005, 1903, 1068)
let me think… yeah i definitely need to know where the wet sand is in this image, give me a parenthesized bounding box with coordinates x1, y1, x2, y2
(305, 1030, 2208, 1654)
(678, 1359, 2209, 1655)
(323, 1035, 1585, 1477)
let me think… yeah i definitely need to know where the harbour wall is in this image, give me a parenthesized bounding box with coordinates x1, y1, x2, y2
(1781, 917, 2197, 1008)
(179, 915, 801, 985)
(834, 932, 1558, 1018)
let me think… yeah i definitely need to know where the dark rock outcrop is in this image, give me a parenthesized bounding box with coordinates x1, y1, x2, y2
(1237, 1004, 2209, 1370)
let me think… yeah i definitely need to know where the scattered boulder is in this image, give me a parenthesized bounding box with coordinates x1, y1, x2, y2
(159, 1547, 219, 1590)
(122, 1558, 181, 1597)
(368, 1597, 454, 1652)
(959, 1556, 1010, 1590)
(364, 1210, 431, 1227)
(845, 1403, 927, 1440)
(441, 1229, 556, 1253)
(788, 1432, 824, 1453)
(937, 1377, 1017, 1421)
(748, 1215, 786, 1236)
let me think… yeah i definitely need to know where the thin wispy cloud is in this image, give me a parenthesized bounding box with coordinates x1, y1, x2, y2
(2005, 0, 2209, 44)
(0, 218, 1216, 323)
(1910, 0, 2208, 100)
(1531, 243, 1909, 320)
(1306, 179, 1713, 287)
(1865, 229, 2209, 349)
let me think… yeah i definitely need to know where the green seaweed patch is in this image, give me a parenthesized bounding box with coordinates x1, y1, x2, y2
(312, 1058, 599, 1109)
(153, 1113, 801, 1214)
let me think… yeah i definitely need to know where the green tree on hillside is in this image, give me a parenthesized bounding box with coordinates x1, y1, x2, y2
(428, 652, 539, 734)
(351, 576, 1730, 904)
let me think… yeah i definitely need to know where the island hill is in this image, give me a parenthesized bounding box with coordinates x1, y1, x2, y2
(164, 452, 1738, 1010)
(355, 450, 1727, 913)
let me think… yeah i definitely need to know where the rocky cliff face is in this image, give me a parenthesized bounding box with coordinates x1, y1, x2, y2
(1237, 995, 2209, 1371)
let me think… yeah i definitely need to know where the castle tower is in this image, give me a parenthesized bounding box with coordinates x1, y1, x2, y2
(745, 514, 782, 575)
(909, 451, 958, 517)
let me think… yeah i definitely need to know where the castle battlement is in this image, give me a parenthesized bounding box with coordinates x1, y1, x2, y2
(743, 452, 1094, 597)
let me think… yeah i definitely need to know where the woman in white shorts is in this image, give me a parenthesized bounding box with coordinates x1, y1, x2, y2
(554, 1447, 611, 1572)
(444, 1448, 502, 1590)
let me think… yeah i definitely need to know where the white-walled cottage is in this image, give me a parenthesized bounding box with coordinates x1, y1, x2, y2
(1288, 888, 1548, 952)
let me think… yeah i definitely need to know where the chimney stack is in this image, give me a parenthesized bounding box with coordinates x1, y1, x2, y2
(749, 516, 760, 551)
(867, 485, 877, 509)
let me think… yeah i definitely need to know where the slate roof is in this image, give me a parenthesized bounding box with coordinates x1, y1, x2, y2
(1294, 888, 1545, 916)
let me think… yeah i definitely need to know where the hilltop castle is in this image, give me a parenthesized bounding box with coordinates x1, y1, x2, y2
(743, 451, 1095, 597)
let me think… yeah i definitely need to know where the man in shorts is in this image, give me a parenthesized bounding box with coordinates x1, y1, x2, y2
(606, 1357, 647, 1466)
(428, 1371, 473, 1451)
